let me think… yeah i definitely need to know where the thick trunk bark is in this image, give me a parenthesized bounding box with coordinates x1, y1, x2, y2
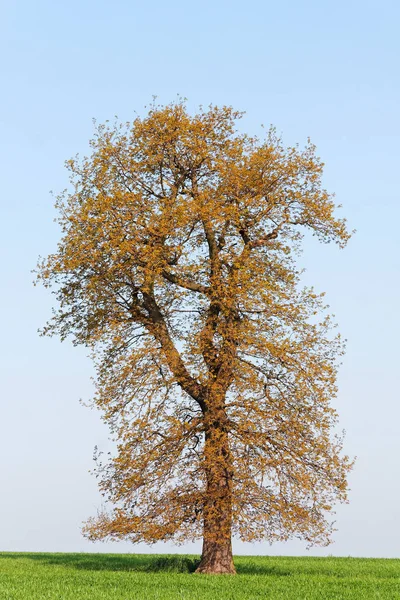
(196, 532, 235, 574)
(195, 420, 236, 574)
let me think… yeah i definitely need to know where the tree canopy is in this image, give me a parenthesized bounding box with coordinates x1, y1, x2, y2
(37, 101, 353, 574)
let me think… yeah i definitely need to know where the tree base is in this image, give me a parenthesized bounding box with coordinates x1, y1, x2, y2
(195, 540, 236, 575)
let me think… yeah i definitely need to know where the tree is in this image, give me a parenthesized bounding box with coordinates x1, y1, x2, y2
(37, 101, 353, 574)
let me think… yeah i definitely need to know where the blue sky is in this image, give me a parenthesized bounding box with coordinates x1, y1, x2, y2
(1, 0, 399, 556)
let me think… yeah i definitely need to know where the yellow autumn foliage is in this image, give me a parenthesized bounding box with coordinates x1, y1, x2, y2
(37, 101, 353, 574)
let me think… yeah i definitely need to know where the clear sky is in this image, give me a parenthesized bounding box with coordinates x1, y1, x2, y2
(1, 0, 399, 557)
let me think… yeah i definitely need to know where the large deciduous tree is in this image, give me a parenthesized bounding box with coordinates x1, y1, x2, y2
(37, 102, 353, 574)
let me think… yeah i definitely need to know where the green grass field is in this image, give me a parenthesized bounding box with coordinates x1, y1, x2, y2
(1, 552, 400, 599)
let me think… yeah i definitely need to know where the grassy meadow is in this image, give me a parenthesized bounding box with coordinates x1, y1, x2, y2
(0, 552, 399, 599)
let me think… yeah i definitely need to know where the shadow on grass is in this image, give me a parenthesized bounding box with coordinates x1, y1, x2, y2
(0, 553, 297, 576)
(0, 553, 200, 574)
(235, 562, 292, 576)
(3, 553, 363, 577)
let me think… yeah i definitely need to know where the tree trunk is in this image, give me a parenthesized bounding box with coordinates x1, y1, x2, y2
(195, 421, 236, 575)
(196, 530, 235, 574)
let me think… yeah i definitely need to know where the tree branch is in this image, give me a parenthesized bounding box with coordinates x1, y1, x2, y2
(161, 269, 209, 295)
(140, 291, 207, 410)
